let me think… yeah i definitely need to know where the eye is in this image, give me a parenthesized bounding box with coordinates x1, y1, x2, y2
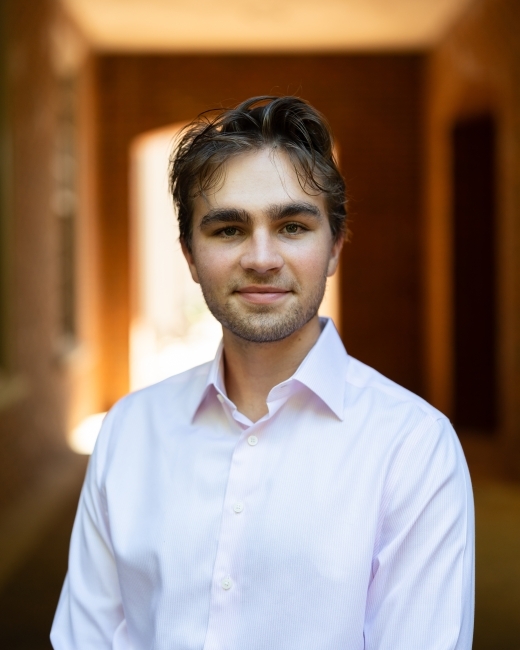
(220, 226, 239, 237)
(283, 223, 305, 235)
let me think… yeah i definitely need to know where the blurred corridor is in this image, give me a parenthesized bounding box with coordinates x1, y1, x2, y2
(1, 0, 519, 647)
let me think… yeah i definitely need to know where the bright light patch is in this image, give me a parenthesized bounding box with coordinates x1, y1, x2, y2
(69, 412, 107, 455)
(129, 126, 223, 391)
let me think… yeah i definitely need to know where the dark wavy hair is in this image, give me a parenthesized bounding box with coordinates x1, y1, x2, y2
(168, 96, 347, 252)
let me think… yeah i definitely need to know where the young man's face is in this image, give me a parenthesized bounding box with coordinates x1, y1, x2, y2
(183, 147, 343, 343)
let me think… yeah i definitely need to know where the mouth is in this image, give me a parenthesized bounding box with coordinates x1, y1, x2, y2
(235, 285, 291, 305)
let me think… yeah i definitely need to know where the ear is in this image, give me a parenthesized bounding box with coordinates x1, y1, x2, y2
(327, 235, 344, 277)
(181, 239, 200, 284)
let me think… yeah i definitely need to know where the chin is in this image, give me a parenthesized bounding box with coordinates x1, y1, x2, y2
(219, 306, 319, 344)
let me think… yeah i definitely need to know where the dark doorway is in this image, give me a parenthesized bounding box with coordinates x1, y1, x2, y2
(452, 114, 497, 432)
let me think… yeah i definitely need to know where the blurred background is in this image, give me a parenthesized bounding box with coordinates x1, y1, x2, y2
(0, 0, 519, 647)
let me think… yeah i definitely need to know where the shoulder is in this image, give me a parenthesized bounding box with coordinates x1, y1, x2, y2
(343, 358, 472, 515)
(343, 355, 461, 460)
(345, 355, 443, 422)
(119, 360, 211, 415)
(90, 361, 212, 479)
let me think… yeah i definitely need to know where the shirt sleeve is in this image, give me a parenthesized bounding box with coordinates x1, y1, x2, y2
(364, 417, 475, 649)
(50, 403, 131, 650)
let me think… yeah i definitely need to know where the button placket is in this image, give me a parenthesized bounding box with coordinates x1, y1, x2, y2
(204, 424, 266, 649)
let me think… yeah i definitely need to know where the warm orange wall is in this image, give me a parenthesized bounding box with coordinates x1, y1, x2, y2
(0, 0, 99, 513)
(0, 0, 65, 511)
(94, 54, 425, 407)
(425, 0, 520, 468)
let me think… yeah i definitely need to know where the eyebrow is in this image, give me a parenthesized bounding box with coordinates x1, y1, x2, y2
(199, 202, 322, 229)
(199, 208, 252, 229)
(267, 201, 323, 221)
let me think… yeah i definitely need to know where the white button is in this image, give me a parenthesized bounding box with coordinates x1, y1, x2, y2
(217, 394, 224, 403)
(233, 502, 244, 513)
(221, 577, 233, 590)
(248, 435, 258, 446)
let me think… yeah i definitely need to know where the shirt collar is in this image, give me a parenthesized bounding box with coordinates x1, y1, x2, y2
(192, 317, 348, 422)
(289, 317, 348, 420)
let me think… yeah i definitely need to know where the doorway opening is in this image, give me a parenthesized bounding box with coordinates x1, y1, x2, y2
(451, 113, 497, 432)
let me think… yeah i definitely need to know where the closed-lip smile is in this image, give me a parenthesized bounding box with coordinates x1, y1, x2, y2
(236, 285, 290, 304)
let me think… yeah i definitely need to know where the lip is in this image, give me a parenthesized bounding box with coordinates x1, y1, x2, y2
(236, 285, 290, 305)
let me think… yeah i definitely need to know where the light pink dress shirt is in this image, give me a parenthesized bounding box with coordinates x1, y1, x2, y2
(51, 318, 474, 650)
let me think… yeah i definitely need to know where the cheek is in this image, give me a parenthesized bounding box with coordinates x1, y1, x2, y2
(288, 241, 331, 280)
(193, 245, 233, 285)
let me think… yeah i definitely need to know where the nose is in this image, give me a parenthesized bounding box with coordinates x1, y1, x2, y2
(239, 228, 284, 274)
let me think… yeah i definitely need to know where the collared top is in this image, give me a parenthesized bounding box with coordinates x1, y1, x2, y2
(51, 318, 474, 650)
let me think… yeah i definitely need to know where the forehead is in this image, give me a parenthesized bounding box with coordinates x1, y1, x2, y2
(192, 148, 326, 218)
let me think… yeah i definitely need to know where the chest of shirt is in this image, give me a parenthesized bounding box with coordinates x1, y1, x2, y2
(103, 399, 386, 594)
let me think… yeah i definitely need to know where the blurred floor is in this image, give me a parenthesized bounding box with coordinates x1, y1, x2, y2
(0, 440, 518, 649)
(460, 433, 520, 650)
(473, 482, 520, 649)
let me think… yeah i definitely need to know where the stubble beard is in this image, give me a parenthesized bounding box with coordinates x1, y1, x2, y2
(198, 272, 329, 343)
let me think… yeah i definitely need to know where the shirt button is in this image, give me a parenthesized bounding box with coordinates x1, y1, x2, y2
(233, 502, 244, 513)
(247, 435, 258, 446)
(221, 577, 233, 590)
(217, 394, 224, 403)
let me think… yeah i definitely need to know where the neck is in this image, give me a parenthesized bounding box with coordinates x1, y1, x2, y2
(222, 315, 322, 422)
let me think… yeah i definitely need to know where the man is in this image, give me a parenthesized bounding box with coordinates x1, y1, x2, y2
(51, 96, 474, 649)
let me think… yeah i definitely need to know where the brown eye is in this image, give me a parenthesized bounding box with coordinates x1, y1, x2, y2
(285, 223, 300, 234)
